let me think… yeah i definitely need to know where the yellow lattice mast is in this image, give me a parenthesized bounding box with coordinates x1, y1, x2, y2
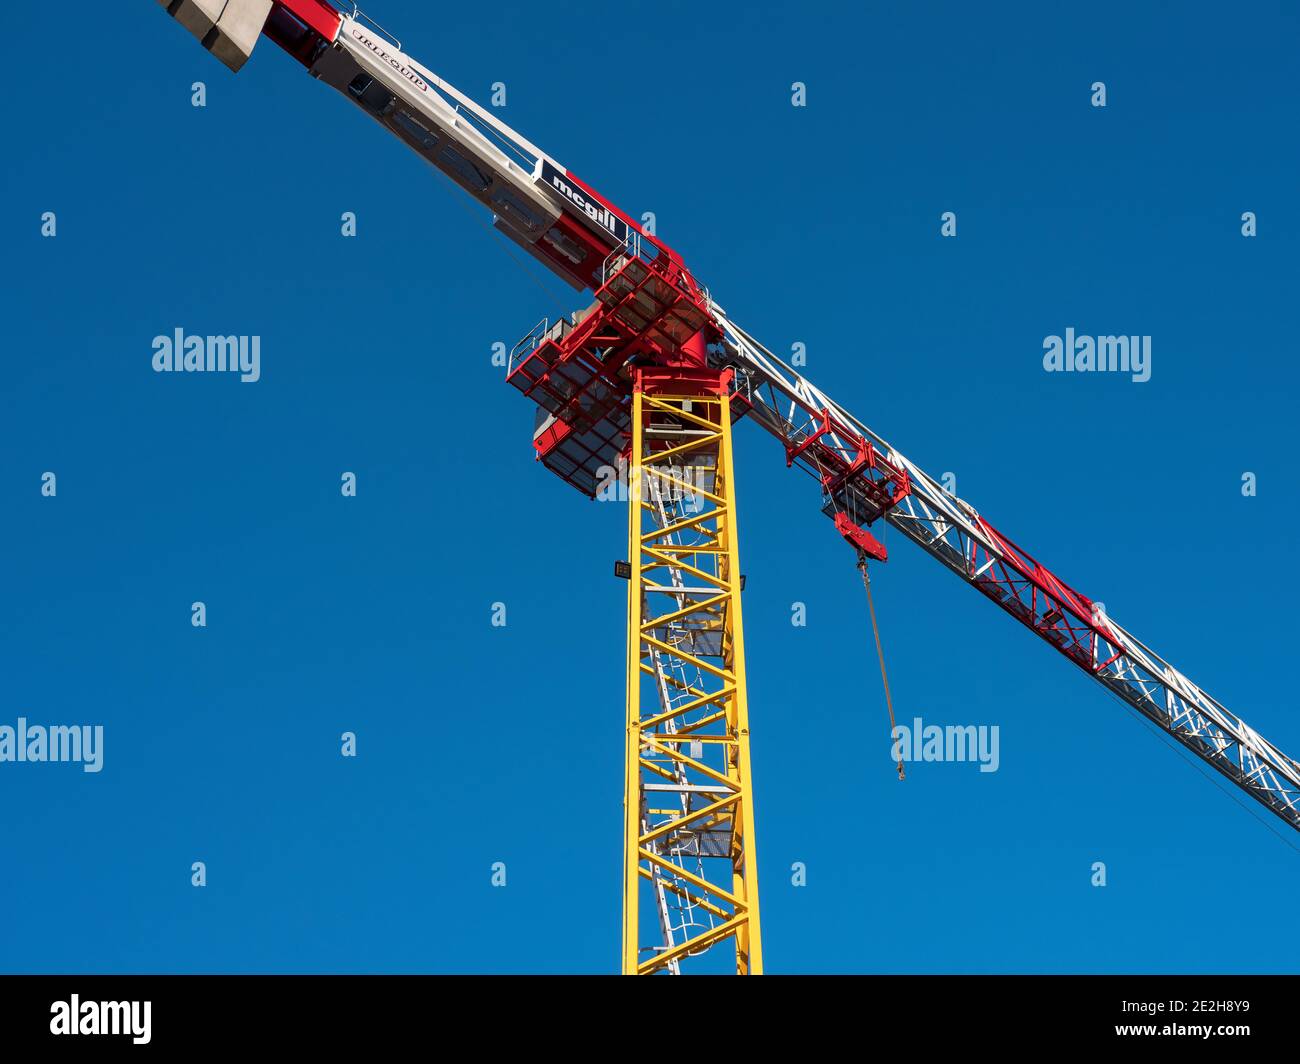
(622, 367, 763, 975)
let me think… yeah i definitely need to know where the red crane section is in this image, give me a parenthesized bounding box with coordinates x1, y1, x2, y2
(505, 241, 714, 495)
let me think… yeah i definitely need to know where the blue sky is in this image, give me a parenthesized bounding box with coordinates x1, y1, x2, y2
(2, 0, 1297, 973)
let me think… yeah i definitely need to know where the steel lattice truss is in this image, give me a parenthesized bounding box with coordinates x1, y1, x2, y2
(708, 305, 1300, 831)
(623, 375, 762, 975)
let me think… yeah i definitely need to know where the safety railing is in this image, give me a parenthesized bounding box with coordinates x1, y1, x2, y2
(506, 317, 549, 377)
(599, 232, 710, 309)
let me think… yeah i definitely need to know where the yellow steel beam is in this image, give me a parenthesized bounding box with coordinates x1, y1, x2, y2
(639, 867, 731, 921)
(640, 692, 732, 731)
(621, 383, 646, 978)
(638, 916, 748, 976)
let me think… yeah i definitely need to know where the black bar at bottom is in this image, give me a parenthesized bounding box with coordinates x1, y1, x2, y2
(0, 974, 1289, 1050)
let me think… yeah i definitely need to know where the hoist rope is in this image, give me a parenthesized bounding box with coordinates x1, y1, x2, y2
(858, 554, 905, 781)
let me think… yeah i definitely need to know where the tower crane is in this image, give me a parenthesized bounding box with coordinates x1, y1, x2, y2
(157, 0, 1300, 975)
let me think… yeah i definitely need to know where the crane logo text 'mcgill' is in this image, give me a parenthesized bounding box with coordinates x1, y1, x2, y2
(541, 162, 630, 245)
